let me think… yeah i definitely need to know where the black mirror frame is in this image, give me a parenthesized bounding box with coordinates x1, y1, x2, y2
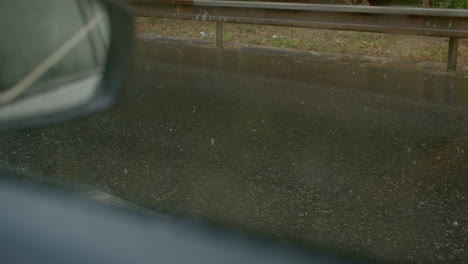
(0, 0, 134, 130)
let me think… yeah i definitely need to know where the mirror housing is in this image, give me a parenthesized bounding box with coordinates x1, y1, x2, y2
(0, 0, 134, 129)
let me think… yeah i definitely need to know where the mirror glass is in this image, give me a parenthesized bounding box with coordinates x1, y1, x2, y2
(0, 0, 110, 125)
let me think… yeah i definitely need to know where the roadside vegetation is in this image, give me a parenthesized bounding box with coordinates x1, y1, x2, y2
(312, 0, 468, 8)
(236, 0, 468, 8)
(135, 0, 468, 66)
(136, 17, 468, 66)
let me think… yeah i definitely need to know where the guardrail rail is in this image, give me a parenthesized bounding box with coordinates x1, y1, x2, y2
(129, 0, 468, 71)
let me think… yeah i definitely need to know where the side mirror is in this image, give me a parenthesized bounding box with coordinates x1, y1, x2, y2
(0, 0, 134, 129)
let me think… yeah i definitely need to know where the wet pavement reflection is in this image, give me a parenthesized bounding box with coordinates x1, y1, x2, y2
(0, 36, 466, 263)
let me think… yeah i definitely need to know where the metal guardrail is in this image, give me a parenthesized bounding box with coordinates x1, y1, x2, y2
(130, 0, 468, 71)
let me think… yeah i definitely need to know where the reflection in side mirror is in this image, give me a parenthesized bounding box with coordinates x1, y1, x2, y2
(0, 0, 133, 129)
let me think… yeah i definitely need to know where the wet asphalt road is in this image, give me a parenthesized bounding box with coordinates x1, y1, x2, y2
(0, 36, 467, 263)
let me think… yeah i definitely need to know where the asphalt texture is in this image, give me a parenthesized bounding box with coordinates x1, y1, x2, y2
(0, 35, 467, 263)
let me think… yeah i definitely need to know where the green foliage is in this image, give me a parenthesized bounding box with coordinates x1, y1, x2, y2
(236, 24, 258, 34)
(223, 31, 236, 41)
(271, 36, 296, 48)
(344, 0, 468, 8)
(248, 38, 263, 45)
(136, 17, 157, 25)
(432, 0, 468, 9)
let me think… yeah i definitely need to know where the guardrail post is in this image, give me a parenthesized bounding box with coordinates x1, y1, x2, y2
(216, 22, 223, 48)
(447, 37, 459, 71)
